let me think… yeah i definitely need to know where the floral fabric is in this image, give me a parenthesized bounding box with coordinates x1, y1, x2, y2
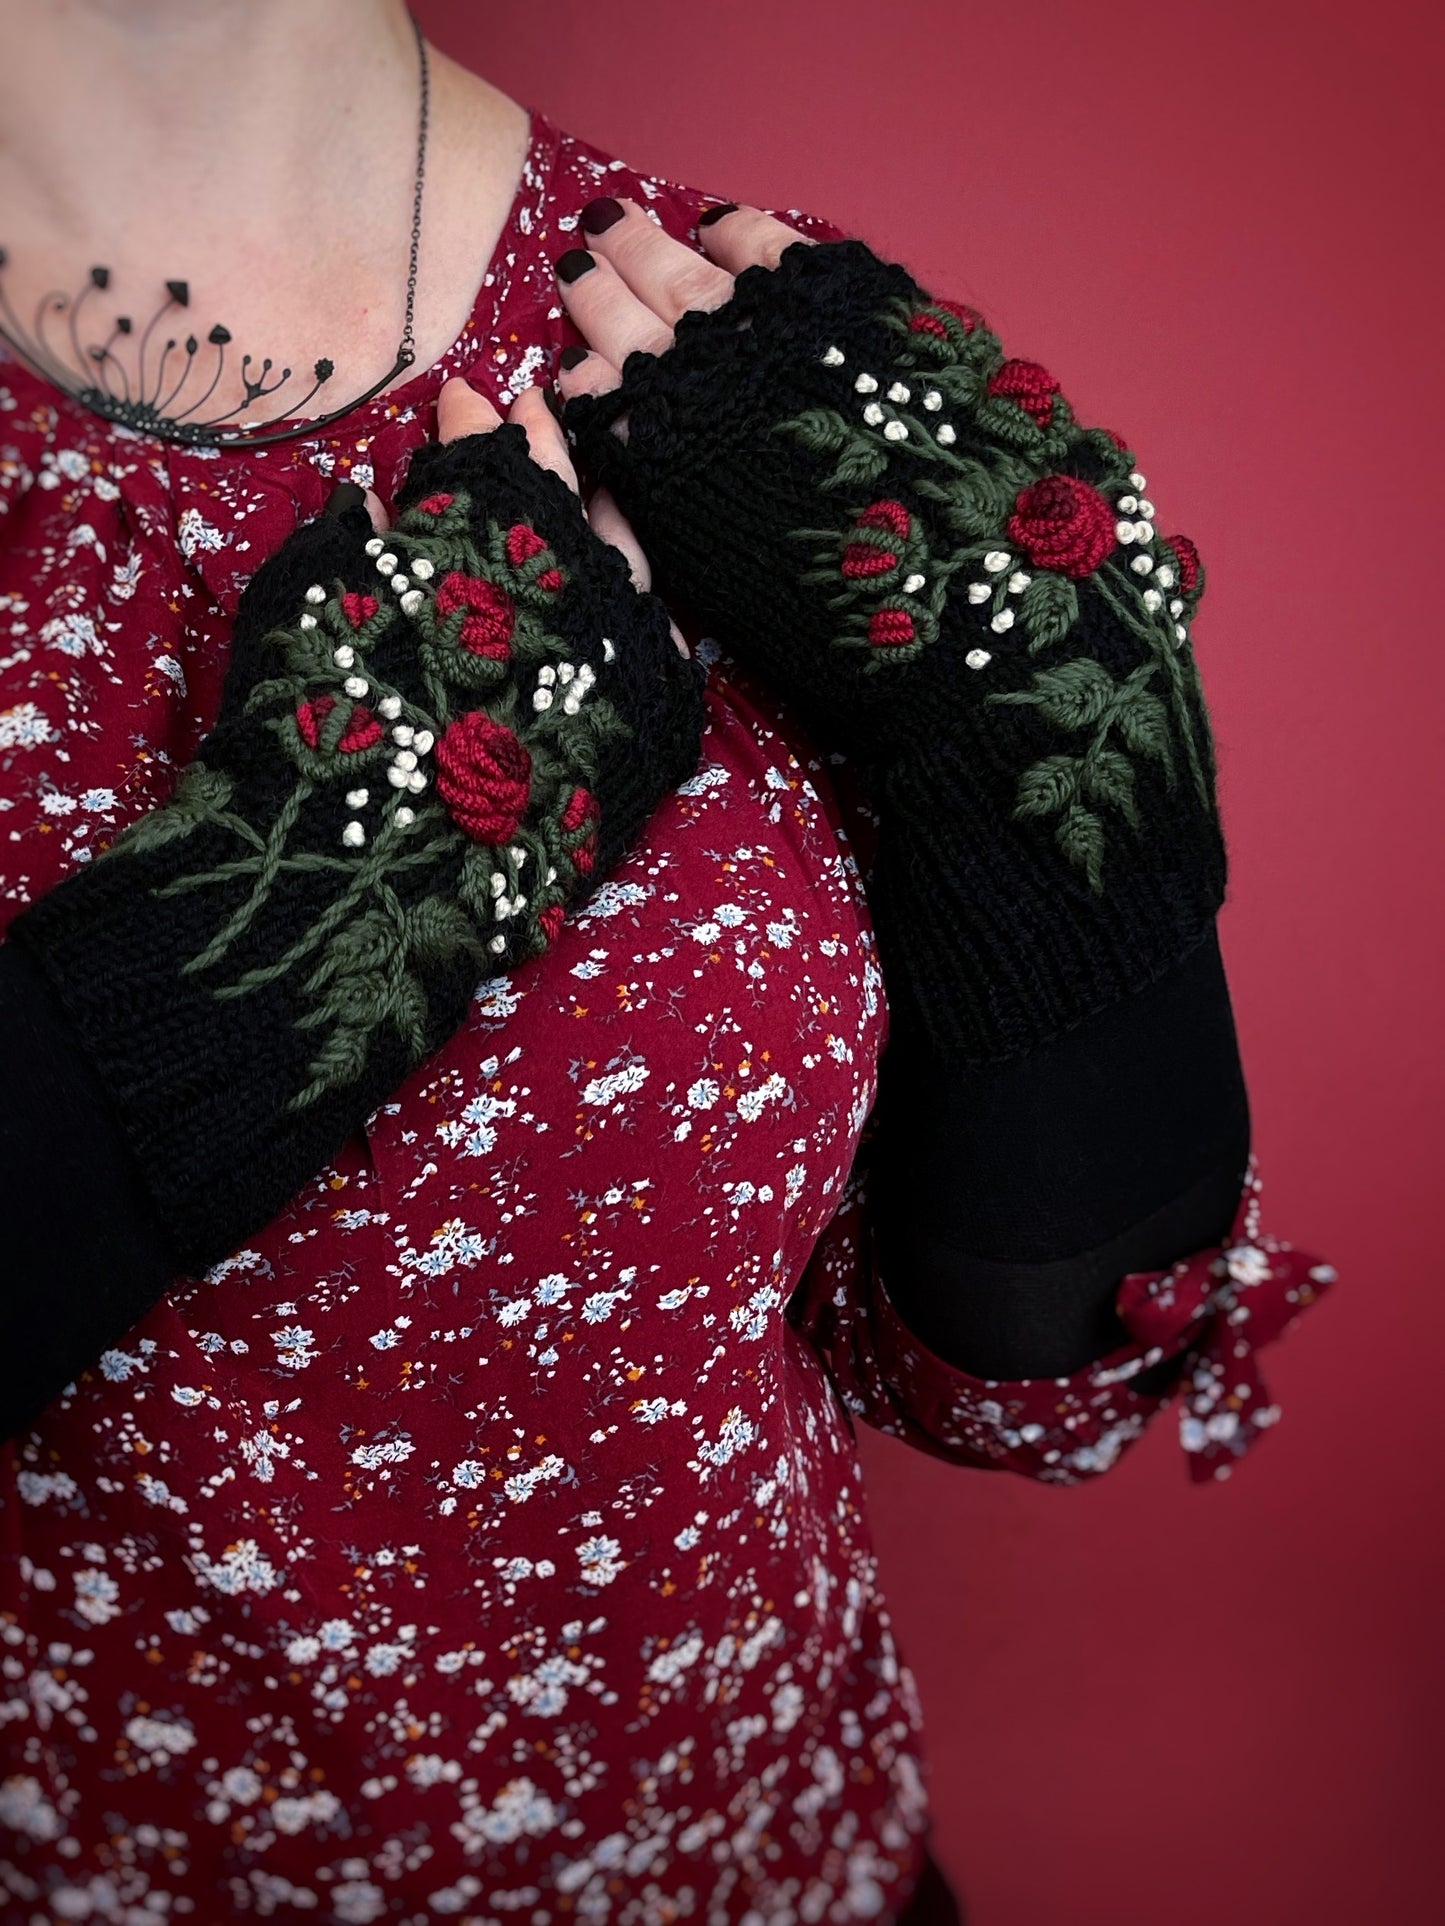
(0, 110, 1329, 1924)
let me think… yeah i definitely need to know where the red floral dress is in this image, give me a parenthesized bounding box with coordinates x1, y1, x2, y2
(0, 111, 1332, 1924)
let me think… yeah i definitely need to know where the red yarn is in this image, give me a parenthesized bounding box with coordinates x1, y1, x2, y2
(505, 523, 549, 568)
(536, 567, 564, 594)
(561, 785, 601, 874)
(341, 592, 379, 631)
(842, 545, 898, 579)
(417, 492, 455, 516)
(867, 610, 915, 649)
(856, 501, 911, 540)
(434, 572, 516, 658)
(538, 903, 566, 946)
(434, 711, 534, 844)
(988, 359, 1062, 428)
(1164, 534, 1202, 592)
(1007, 475, 1117, 580)
(295, 696, 383, 755)
(908, 298, 980, 338)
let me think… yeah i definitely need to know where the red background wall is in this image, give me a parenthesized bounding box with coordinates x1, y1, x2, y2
(420, 3, 1443, 1918)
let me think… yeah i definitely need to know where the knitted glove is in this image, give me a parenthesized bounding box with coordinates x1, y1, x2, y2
(563, 239, 1226, 1065)
(9, 424, 705, 1271)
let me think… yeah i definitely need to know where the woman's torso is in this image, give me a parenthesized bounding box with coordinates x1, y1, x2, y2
(0, 113, 934, 1922)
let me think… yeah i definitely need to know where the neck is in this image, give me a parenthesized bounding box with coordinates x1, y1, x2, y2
(0, 0, 421, 249)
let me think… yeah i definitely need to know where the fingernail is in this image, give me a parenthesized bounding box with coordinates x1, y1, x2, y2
(698, 202, 739, 228)
(555, 248, 596, 284)
(322, 480, 368, 519)
(580, 196, 625, 236)
(559, 344, 590, 371)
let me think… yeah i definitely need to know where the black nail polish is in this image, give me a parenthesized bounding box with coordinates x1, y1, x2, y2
(559, 344, 590, 371)
(698, 202, 739, 228)
(555, 248, 596, 284)
(580, 196, 625, 236)
(322, 480, 368, 519)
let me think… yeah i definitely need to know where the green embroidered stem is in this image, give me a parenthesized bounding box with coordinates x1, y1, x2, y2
(1093, 565, 1211, 814)
(178, 780, 312, 974)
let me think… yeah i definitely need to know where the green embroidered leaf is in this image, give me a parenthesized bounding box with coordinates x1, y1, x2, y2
(1022, 658, 1116, 731)
(113, 764, 233, 856)
(388, 970, 431, 1060)
(1080, 748, 1140, 827)
(408, 895, 487, 969)
(1114, 686, 1175, 773)
(1020, 574, 1079, 652)
(775, 409, 851, 455)
(293, 1024, 370, 1108)
(824, 443, 891, 489)
(1013, 755, 1081, 820)
(1055, 801, 1106, 893)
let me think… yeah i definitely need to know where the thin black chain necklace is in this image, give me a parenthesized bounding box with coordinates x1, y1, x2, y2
(0, 12, 430, 450)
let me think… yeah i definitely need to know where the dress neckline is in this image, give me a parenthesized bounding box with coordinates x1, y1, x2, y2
(0, 105, 558, 460)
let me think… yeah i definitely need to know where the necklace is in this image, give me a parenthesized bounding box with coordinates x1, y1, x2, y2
(0, 12, 430, 450)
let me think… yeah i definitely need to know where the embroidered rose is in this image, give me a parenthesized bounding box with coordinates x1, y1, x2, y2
(538, 904, 566, 947)
(1006, 475, 1117, 580)
(909, 297, 981, 338)
(842, 502, 910, 580)
(295, 696, 383, 755)
(340, 592, 379, 631)
(434, 572, 516, 658)
(416, 492, 455, 515)
(988, 360, 1062, 428)
(867, 610, 915, 649)
(434, 711, 533, 844)
(561, 784, 601, 874)
(1163, 534, 1202, 593)
(505, 524, 565, 593)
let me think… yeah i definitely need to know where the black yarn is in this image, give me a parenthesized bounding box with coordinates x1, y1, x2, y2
(9, 425, 705, 1275)
(564, 239, 1228, 1066)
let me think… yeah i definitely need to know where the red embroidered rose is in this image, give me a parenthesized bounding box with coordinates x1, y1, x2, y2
(505, 523, 548, 568)
(435, 571, 515, 658)
(909, 297, 981, 338)
(1006, 475, 1117, 580)
(294, 695, 383, 755)
(340, 592, 379, 630)
(867, 610, 915, 649)
(416, 492, 455, 515)
(538, 903, 566, 947)
(434, 711, 533, 844)
(561, 785, 601, 874)
(988, 360, 1062, 428)
(857, 501, 911, 540)
(536, 567, 564, 593)
(1164, 534, 1202, 593)
(842, 544, 898, 579)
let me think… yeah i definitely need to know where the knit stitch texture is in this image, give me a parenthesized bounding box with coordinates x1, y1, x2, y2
(564, 239, 1228, 1063)
(11, 424, 705, 1270)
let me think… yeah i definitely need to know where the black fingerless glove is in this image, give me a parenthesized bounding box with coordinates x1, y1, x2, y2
(9, 424, 705, 1272)
(564, 239, 1225, 1065)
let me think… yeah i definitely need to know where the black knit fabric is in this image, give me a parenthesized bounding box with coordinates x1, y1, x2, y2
(564, 239, 1228, 1066)
(10, 424, 705, 1274)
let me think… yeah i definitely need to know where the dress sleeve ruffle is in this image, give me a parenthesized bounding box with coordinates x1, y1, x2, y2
(787, 1147, 1336, 1485)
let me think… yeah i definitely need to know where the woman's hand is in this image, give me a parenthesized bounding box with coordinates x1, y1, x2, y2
(362, 369, 689, 656)
(550, 198, 811, 422)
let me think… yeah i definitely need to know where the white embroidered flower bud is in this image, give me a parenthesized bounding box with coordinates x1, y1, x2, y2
(410, 556, 434, 579)
(862, 402, 885, 426)
(391, 575, 409, 594)
(967, 583, 991, 604)
(489, 934, 507, 953)
(345, 788, 369, 808)
(1133, 521, 1153, 544)
(854, 373, 879, 394)
(378, 696, 402, 720)
(395, 807, 415, 826)
(990, 608, 1015, 633)
(1129, 471, 1147, 490)
(882, 420, 908, 441)
(983, 551, 1011, 573)
(392, 724, 414, 747)
(405, 770, 426, 793)
(343, 676, 368, 698)
(509, 846, 527, 865)
(556, 662, 576, 683)
(546, 866, 557, 885)
(903, 573, 926, 594)
(399, 590, 424, 615)
(305, 585, 326, 605)
(822, 346, 845, 366)
(1175, 623, 1189, 643)
(299, 614, 317, 631)
(538, 664, 556, 685)
(365, 537, 384, 557)
(412, 729, 434, 755)
(333, 645, 356, 669)
(922, 389, 943, 411)
(533, 687, 554, 712)
(1138, 499, 1155, 519)
(1007, 572, 1032, 594)
(1155, 565, 1176, 589)
(1117, 495, 1138, 514)
(936, 423, 956, 444)
(1142, 589, 1163, 612)
(375, 552, 397, 576)
(602, 638, 615, 662)
(887, 382, 910, 403)
(393, 749, 418, 773)
(1130, 554, 1154, 575)
(490, 871, 506, 896)
(385, 765, 410, 788)
(1170, 598, 1184, 618)
(1116, 521, 1138, 544)
(341, 821, 365, 848)
(965, 648, 992, 670)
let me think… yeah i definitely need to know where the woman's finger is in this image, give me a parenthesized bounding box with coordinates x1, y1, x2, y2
(506, 384, 579, 493)
(436, 375, 503, 445)
(554, 343, 625, 402)
(584, 486, 650, 591)
(553, 246, 675, 371)
(577, 196, 735, 327)
(695, 203, 815, 275)
(363, 488, 389, 534)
